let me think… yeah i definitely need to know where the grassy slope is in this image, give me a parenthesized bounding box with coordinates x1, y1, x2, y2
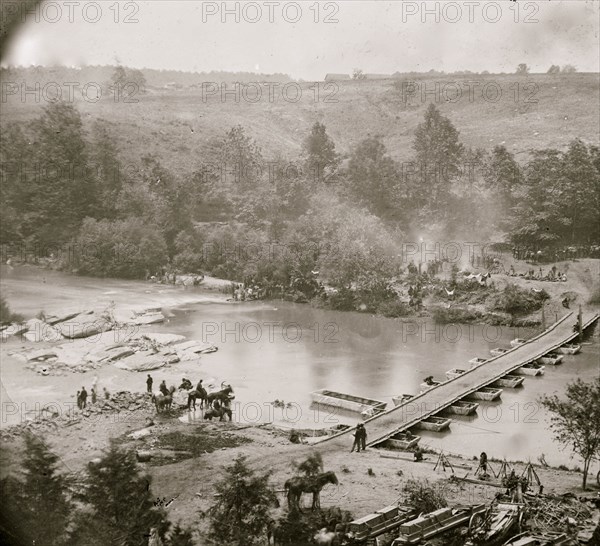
(2, 73, 599, 177)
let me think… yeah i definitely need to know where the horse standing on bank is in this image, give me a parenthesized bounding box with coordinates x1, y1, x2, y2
(152, 386, 176, 413)
(284, 471, 338, 512)
(206, 383, 234, 408)
(186, 385, 208, 410)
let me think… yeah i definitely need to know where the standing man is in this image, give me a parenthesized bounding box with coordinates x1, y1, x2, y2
(350, 424, 363, 453)
(80, 387, 88, 409)
(76, 390, 81, 410)
(359, 423, 367, 451)
(147, 374, 153, 393)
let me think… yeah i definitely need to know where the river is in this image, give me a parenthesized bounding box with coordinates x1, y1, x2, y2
(1, 265, 598, 467)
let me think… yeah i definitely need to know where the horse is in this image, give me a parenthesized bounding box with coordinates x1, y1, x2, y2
(284, 471, 338, 512)
(203, 405, 232, 421)
(186, 386, 208, 410)
(206, 384, 234, 408)
(152, 386, 175, 413)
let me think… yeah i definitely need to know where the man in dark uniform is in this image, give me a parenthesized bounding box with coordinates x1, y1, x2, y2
(146, 374, 153, 393)
(80, 387, 88, 409)
(159, 380, 169, 396)
(359, 423, 367, 451)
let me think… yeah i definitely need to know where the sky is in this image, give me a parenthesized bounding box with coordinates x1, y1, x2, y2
(2, 0, 599, 79)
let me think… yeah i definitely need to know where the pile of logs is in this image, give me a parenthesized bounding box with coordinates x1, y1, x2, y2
(526, 493, 592, 531)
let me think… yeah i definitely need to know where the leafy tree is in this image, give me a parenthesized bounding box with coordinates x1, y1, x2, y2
(516, 63, 530, 75)
(293, 452, 324, 477)
(208, 454, 278, 546)
(301, 122, 339, 182)
(412, 104, 464, 208)
(352, 68, 366, 80)
(0, 433, 72, 545)
(483, 145, 522, 203)
(540, 378, 600, 489)
(509, 149, 564, 248)
(111, 65, 147, 94)
(344, 136, 401, 221)
(26, 101, 98, 246)
(547, 65, 561, 74)
(73, 217, 168, 278)
(168, 524, 195, 546)
(89, 120, 124, 219)
(0, 122, 31, 242)
(173, 229, 207, 273)
(558, 139, 600, 244)
(562, 64, 577, 73)
(69, 442, 169, 545)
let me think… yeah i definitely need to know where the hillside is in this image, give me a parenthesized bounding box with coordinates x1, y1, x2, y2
(1, 69, 598, 178)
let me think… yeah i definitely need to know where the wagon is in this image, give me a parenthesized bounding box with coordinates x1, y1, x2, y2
(490, 347, 510, 357)
(391, 504, 486, 544)
(347, 505, 417, 542)
(510, 338, 527, 348)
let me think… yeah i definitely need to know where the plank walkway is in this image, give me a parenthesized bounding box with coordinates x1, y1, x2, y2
(315, 311, 598, 449)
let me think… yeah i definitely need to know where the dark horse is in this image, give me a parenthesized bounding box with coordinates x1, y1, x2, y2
(186, 386, 208, 410)
(207, 384, 234, 408)
(284, 471, 338, 512)
(204, 405, 233, 421)
(152, 386, 176, 413)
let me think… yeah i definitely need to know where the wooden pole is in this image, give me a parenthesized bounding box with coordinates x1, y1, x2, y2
(541, 304, 546, 330)
(578, 305, 583, 342)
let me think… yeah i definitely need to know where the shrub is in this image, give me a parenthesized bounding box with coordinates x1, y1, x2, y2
(377, 299, 410, 318)
(0, 295, 23, 325)
(72, 217, 168, 279)
(431, 306, 481, 324)
(492, 284, 549, 316)
(402, 479, 448, 514)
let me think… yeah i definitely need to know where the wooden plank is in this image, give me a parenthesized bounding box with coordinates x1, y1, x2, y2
(379, 453, 472, 470)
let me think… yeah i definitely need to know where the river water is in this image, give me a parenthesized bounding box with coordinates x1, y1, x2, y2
(1, 266, 598, 467)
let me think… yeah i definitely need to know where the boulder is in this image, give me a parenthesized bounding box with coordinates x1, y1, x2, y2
(113, 351, 167, 372)
(23, 319, 63, 342)
(138, 333, 185, 346)
(56, 311, 113, 339)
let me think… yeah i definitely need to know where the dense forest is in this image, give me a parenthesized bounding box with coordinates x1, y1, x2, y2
(1, 98, 598, 313)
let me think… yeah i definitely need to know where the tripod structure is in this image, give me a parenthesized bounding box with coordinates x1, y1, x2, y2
(521, 461, 544, 494)
(433, 451, 454, 473)
(497, 459, 513, 481)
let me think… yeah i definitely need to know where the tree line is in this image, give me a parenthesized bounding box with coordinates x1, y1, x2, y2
(1, 101, 598, 306)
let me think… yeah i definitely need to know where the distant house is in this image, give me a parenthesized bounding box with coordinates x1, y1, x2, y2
(324, 73, 350, 81)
